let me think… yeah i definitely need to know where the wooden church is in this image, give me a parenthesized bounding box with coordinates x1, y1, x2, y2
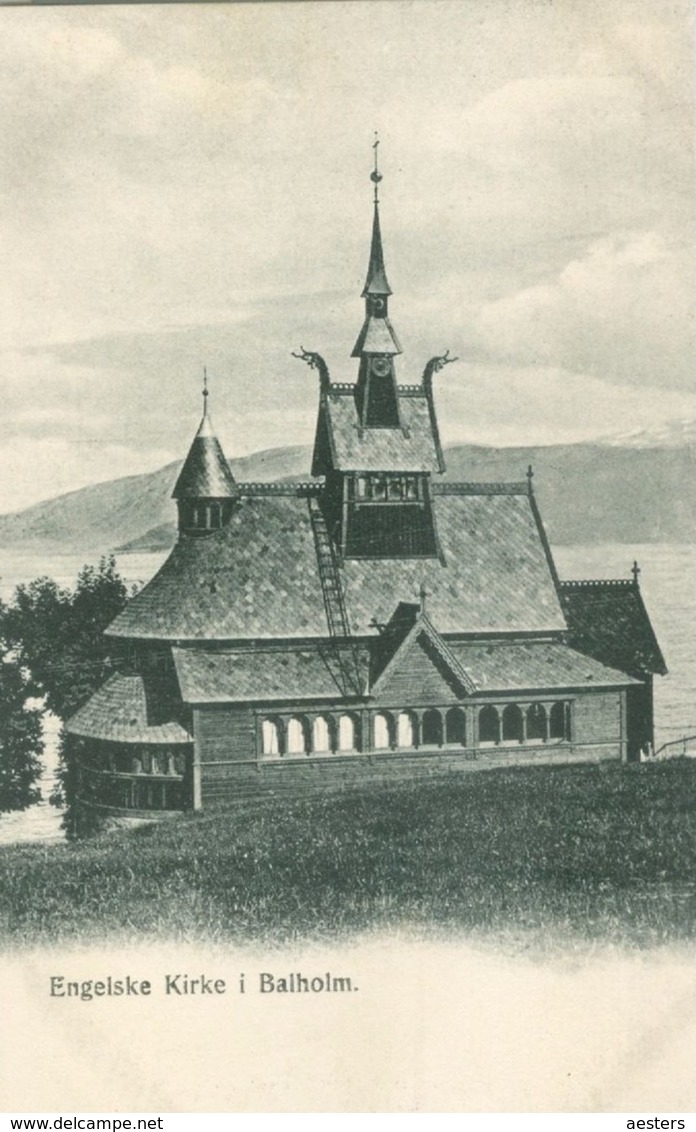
(66, 156, 666, 817)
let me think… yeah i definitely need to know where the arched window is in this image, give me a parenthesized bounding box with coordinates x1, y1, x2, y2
(422, 709, 443, 747)
(526, 703, 547, 743)
(287, 716, 309, 755)
(208, 501, 222, 529)
(446, 707, 467, 747)
(261, 718, 281, 756)
(338, 714, 358, 752)
(478, 706, 500, 745)
(131, 754, 144, 775)
(502, 704, 523, 743)
(373, 712, 393, 750)
(549, 701, 570, 741)
(397, 711, 417, 749)
(313, 715, 333, 753)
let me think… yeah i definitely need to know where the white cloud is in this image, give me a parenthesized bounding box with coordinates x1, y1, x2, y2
(475, 230, 696, 388)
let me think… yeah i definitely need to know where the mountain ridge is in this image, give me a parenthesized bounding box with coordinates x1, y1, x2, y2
(1, 438, 694, 552)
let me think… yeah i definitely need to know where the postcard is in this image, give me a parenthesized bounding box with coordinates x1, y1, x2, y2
(1, 0, 695, 1114)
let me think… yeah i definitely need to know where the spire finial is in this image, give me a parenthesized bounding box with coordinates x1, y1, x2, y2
(202, 365, 209, 410)
(419, 582, 428, 615)
(371, 131, 382, 203)
(632, 560, 641, 585)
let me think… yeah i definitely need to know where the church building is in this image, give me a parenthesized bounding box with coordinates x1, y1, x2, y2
(66, 155, 666, 817)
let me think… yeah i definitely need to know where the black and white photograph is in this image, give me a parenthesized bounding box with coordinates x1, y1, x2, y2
(0, 0, 695, 1113)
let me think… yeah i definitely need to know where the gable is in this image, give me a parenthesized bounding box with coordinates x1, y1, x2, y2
(373, 629, 469, 705)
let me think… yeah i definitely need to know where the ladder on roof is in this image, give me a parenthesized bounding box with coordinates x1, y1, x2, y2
(308, 497, 363, 697)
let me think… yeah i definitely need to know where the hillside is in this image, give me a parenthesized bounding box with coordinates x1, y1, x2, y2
(0, 439, 695, 552)
(1, 761, 694, 947)
(0, 445, 309, 553)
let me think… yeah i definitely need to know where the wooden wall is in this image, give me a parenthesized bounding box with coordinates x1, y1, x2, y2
(195, 689, 626, 808)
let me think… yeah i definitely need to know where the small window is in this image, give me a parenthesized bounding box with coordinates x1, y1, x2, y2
(446, 707, 466, 747)
(502, 704, 523, 743)
(338, 714, 357, 752)
(397, 711, 417, 749)
(374, 712, 393, 750)
(287, 716, 310, 755)
(262, 718, 280, 756)
(478, 706, 499, 745)
(371, 475, 387, 501)
(422, 709, 443, 747)
(549, 701, 570, 741)
(387, 477, 404, 501)
(404, 477, 419, 501)
(313, 715, 333, 753)
(527, 703, 547, 742)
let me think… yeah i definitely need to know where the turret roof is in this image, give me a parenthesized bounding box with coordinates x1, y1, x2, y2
(171, 408, 237, 500)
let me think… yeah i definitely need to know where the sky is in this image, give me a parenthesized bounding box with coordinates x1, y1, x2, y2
(0, 0, 695, 512)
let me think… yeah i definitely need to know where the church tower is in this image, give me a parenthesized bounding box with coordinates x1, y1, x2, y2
(172, 372, 238, 537)
(306, 140, 450, 560)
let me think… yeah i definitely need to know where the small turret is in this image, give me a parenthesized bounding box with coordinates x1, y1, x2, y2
(172, 371, 237, 537)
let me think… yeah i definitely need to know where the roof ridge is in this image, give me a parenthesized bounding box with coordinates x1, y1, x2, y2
(432, 482, 528, 496)
(237, 481, 323, 496)
(560, 578, 636, 589)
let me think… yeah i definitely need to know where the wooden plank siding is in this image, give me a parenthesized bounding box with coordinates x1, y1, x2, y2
(195, 689, 626, 808)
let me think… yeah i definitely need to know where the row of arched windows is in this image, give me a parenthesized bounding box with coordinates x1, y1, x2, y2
(477, 702, 570, 745)
(260, 702, 571, 757)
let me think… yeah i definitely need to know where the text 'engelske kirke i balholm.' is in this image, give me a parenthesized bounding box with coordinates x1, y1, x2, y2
(48, 972, 359, 999)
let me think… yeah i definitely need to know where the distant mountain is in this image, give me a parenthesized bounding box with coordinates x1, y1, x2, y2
(0, 438, 695, 552)
(602, 418, 696, 449)
(0, 446, 310, 554)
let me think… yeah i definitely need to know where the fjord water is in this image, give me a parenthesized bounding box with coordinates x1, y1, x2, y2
(0, 544, 694, 845)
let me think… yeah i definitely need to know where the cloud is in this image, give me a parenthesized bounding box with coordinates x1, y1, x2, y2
(475, 229, 696, 388)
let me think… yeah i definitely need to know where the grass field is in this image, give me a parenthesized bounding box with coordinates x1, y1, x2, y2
(1, 760, 695, 950)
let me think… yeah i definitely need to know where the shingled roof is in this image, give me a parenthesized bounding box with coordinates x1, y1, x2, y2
(172, 409, 237, 500)
(313, 386, 441, 473)
(447, 639, 640, 692)
(560, 580, 667, 678)
(173, 643, 370, 704)
(106, 484, 566, 641)
(66, 674, 192, 744)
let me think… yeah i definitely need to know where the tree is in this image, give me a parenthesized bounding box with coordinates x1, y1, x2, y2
(1, 556, 132, 832)
(3, 555, 130, 719)
(0, 637, 43, 813)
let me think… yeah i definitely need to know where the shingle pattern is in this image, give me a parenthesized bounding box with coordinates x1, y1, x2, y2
(66, 674, 192, 744)
(173, 644, 371, 703)
(560, 581, 667, 677)
(106, 487, 566, 641)
(172, 416, 237, 499)
(351, 316, 402, 356)
(323, 389, 441, 471)
(341, 493, 566, 635)
(446, 640, 639, 692)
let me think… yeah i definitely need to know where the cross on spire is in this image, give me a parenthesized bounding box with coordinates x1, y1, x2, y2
(632, 560, 641, 584)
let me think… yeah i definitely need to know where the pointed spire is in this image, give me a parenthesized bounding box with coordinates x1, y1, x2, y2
(172, 370, 237, 500)
(362, 134, 392, 298)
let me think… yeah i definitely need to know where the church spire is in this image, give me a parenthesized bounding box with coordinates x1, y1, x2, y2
(362, 136, 391, 298)
(352, 136, 402, 427)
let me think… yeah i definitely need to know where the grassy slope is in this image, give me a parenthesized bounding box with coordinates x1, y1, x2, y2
(1, 761, 695, 950)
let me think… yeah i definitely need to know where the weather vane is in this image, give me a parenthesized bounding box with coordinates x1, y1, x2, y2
(371, 131, 382, 201)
